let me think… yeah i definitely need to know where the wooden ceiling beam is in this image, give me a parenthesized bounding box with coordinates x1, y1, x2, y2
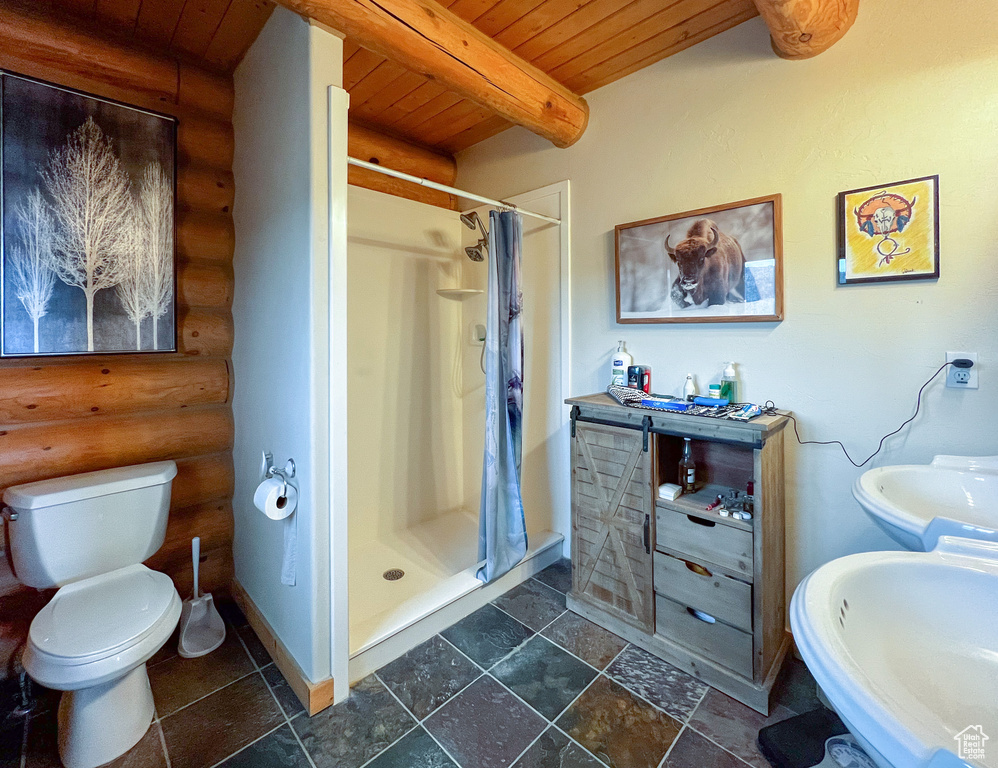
(752, 0, 858, 59)
(271, 0, 589, 147)
(348, 122, 458, 209)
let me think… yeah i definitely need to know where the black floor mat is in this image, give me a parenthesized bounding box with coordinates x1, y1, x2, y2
(758, 708, 876, 768)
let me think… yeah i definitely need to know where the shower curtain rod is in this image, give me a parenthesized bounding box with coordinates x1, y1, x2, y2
(347, 157, 562, 225)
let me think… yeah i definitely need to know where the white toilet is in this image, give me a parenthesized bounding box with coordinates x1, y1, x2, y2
(2, 461, 182, 768)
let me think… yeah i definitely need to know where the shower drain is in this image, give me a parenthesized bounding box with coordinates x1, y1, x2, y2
(383, 568, 405, 581)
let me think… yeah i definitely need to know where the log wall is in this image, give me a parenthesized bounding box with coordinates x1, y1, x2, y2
(0, 0, 237, 674)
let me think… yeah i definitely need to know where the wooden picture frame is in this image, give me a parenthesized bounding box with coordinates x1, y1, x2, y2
(615, 194, 783, 324)
(837, 175, 939, 285)
(1, 70, 178, 357)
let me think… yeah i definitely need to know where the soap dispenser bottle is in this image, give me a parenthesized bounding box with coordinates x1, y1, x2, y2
(720, 362, 739, 403)
(611, 341, 632, 386)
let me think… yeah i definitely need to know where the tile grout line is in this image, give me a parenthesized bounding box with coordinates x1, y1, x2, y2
(527, 574, 567, 595)
(354, 722, 422, 768)
(687, 683, 711, 722)
(259, 658, 319, 768)
(418, 631, 598, 767)
(502, 722, 552, 768)
(229, 623, 262, 672)
(483, 671, 602, 768)
(482, 660, 614, 767)
(658, 723, 686, 768)
(287, 721, 320, 768)
(587, 642, 711, 727)
(157, 667, 260, 721)
(549, 722, 613, 768)
(684, 722, 758, 768)
(436, 632, 489, 674)
(489, 598, 566, 637)
(513, 577, 569, 604)
(155, 719, 173, 768)
(436, 608, 622, 766)
(469, 604, 568, 672)
(372, 670, 465, 768)
(204, 720, 287, 768)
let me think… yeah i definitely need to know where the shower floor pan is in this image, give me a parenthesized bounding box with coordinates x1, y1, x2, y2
(348, 507, 563, 682)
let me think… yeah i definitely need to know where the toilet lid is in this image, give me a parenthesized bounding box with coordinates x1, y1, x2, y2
(30, 564, 177, 663)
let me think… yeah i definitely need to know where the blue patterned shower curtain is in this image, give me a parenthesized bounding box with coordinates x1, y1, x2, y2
(477, 210, 527, 583)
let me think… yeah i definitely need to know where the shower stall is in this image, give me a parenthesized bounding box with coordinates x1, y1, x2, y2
(346, 182, 571, 679)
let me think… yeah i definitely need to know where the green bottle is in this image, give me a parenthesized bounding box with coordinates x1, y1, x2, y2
(720, 362, 738, 403)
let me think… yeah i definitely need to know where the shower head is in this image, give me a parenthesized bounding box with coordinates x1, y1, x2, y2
(460, 211, 489, 240)
(465, 239, 486, 262)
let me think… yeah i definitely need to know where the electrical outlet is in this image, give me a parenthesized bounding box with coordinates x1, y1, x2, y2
(946, 351, 979, 389)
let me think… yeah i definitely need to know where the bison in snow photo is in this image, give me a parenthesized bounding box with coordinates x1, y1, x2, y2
(665, 218, 745, 308)
(614, 195, 782, 323)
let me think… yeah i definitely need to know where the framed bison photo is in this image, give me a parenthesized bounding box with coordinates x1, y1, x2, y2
(615, 194, 783, 324)
(1, 71, 177, 357)
(837, 175, 939, 285)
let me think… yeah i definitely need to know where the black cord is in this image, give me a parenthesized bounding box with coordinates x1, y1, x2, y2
(762, 362, 954, 468)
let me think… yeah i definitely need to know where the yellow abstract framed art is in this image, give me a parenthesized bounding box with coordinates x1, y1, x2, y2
(837, 175, 939, 285)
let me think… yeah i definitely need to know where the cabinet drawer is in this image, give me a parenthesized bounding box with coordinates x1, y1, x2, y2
(655, 594, 753, 679)
(654, 552, 752, 632)
(656, 508, 753, 578)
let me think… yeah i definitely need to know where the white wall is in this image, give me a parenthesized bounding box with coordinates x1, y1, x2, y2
(347, 185, 466, 541)
(231, 8, 344, 683)
(456, 1, 998, 594)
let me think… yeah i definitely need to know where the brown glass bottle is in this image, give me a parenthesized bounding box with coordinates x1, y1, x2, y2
(679, 437, 696, 493)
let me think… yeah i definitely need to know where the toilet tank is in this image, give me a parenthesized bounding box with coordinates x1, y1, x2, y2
(2, 461, 178, 589)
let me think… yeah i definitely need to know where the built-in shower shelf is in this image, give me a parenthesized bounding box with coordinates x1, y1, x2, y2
(436, 288, 483, 299)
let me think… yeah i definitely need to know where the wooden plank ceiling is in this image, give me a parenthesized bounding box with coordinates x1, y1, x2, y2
(42, 0, 275, 73)
(346, 0, 759, 154)
(42, 0, 757, 153)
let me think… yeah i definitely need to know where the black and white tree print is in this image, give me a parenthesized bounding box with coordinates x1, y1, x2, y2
(8, 189, 57, 353)
(138, 163, 174, 350)
(2, 74, 176, 356)
(114, 163, 174, 350)
(43, 117, 134, 353)
(116, 196, 148, 350)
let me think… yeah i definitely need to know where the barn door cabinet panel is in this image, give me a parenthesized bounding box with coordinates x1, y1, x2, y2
(571, 421, 655, 633)
(566, 393, 790, 715)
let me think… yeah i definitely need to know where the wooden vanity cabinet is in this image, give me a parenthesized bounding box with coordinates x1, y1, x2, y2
(566, 393, 790, 715)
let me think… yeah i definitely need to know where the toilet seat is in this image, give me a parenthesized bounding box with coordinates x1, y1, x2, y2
(24, 564, 181, 691)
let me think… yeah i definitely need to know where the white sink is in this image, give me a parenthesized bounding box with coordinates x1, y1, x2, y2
(791, 537, 998, 768)
(854, 455, 998, 551)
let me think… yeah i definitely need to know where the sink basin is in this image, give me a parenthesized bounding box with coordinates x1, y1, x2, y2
(854, 455, 998, 551)
(791, 537, 998, 768)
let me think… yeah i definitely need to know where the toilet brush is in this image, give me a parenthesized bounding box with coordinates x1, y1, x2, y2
(177, 537, 226, 658)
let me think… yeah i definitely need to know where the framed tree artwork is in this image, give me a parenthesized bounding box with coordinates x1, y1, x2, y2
(1, 71, 177, 357)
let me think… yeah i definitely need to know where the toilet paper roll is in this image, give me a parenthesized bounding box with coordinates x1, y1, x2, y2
(253, 477, 298, 520)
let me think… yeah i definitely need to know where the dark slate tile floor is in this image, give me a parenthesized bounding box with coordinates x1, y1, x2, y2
(5, 558, 825, 768)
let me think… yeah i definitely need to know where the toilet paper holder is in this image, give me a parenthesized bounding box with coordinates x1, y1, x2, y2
(261, 452, 297, 498)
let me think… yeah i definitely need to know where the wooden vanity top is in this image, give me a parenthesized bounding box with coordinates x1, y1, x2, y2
(566, 393, 790, 446)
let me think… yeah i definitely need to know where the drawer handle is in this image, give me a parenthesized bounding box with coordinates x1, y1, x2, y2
(687, 515, 716, 528)
(684, 560, 712, 578)
(687, 607, 717, 624)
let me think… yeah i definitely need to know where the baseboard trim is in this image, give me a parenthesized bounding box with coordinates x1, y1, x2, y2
(231, 579, 335, 716)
